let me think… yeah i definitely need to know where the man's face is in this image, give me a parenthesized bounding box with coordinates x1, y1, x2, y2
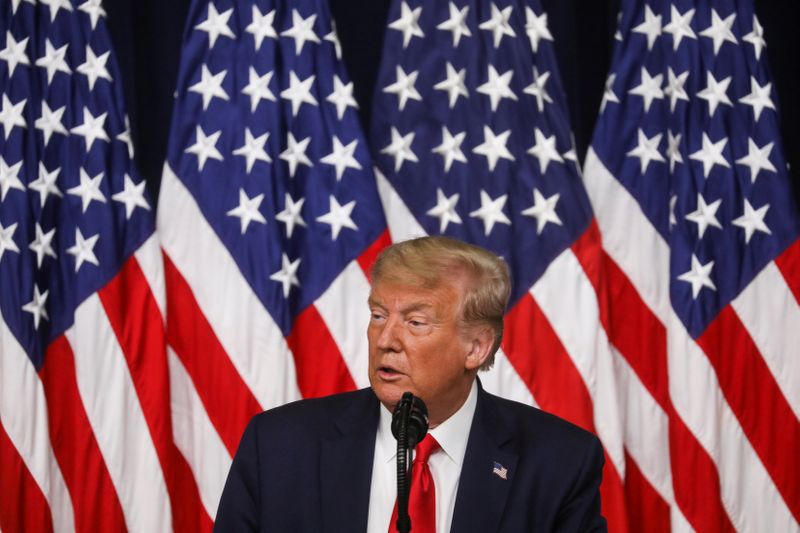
(367, 275, 486, 426)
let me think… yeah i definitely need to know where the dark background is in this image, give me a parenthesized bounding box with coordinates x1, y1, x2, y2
(102, 0, 800, 206)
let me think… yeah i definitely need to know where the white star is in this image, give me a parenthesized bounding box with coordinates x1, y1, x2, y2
(326, 74, 358, 119)
(469, 190, 511, 236)
(117, 116, 134, 159)
(77, 46, 112, 90)
(29, 163, 62, 207)
(0, 94, 26, 138)
(246, 6, 277, 49)
(663, 68, 689, 112)
(628, 67, 663, 112)
(226, 188, 267, 234)
(699, 9, 737, 55)
(189, 64, 229, 110)
(317, 195, 358, 240)
(195, 3, 235, 48)
(280, 71, 318, 117)
(521, 188, 561, 234)
(743, 15, 766, 60)
(388, 1, 424, 48)
(275, 193, 306, 237)
(600, 73, 619, 112)
(0, 157, 24, 201)
(112, 174, 150, 219)
(437, 2, 471, 46)
(0, 32, 30, 77)
(690, 133, 730, 178)
(685, 193, 722, 239)
(22, 285, 49, 330)
(735, 138, 776, 183)
(280, 132, 312, 177)
(241, 67, 276, 113)
(626, 128, 665, 173)
(325, 22, 343, 60)
(524, 6, 553, 52)
(433, 62, 468, 109)
(35, 101, 67, 146)
(185, 126, 223, 171)
(632, 4, 662, 50)
(527, 128, 564, 174)
(677, 254, 716, 299)
(732, 199, 771, 243)
(666, 130, 683, 173)
(71, 107, 109, 151)
(29, 222, 57, 267)
(523, 66, 552, 112)
(67, 168, 106, 213)
(739, 77, 775, 121)
(35, 39, 70, 84)
(382, 66, 422, 111)
(472, 126, 514, 171)
(40, 0, 72, 21)
(381, 127, 418, 171)
(78, 0, 106, 29)
(321, 136, 362, 180)
(426, 188, 462, 233)
(477, 65, 517, 112)
(233, 128, 271, 173)
(0, 221, 19, 262)
(669, 195, 678, 227)
(697, 72, 732, 116)
(66, 228, 100, 272)
(270, 254, 301, 298)
(432, 126, 467, 172)
(479, 3, 516, 48)
(663, 6, 696, 50)
(280, 9, 320, 55)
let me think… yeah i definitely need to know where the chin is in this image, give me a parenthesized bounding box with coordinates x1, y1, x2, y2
(371, 381, 405, 410)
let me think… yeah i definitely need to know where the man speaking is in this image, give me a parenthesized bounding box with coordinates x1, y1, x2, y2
(214, 236, 607, 532)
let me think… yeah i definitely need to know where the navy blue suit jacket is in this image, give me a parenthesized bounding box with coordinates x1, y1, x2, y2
(214, 384, 607, 532)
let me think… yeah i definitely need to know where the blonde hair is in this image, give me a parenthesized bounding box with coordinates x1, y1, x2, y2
(371, 236, 511, 369)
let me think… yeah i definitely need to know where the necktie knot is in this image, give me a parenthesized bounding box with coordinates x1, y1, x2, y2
(413, 434, 440, 464)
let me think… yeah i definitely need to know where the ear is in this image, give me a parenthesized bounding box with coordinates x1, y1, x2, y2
(464, 327, 495, 371)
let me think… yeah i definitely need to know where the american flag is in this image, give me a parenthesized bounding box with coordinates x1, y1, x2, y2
(583, 0, 800, 531)
(0, 0, 194, 531)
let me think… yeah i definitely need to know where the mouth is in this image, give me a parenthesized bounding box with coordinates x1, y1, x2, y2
(376, 365, 404, 381)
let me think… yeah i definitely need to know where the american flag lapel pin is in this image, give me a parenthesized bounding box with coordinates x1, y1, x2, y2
(492, 461, 508, 480)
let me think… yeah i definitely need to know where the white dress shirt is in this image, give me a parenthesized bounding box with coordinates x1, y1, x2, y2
(366, 381, 478, 533)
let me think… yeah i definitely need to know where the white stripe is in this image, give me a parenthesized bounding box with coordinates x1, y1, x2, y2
(134, 234, 166, 321)
(0, 317, 75, 533)
(584, 149, 796, 531)
(168, 347, 231, 520)
(158, 164, 301, 409)
(65, 294, 171, 533)
(479, 347, 538, 408)
(731, 261, 800, 419)
(530, 248, 625, 477)
(374, 167, 426, 242)
(315, 260, 373, 389)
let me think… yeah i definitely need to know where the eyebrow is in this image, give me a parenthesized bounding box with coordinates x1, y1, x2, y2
(367, 298, 434, 314)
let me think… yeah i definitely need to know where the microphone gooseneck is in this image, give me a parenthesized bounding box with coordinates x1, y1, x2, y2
(391, 393, 429, 533)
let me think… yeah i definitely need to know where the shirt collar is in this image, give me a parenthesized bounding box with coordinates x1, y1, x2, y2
(376, 380, 478, 468)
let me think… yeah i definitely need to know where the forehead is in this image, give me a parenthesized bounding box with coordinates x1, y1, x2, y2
(369, 278, 464, 312)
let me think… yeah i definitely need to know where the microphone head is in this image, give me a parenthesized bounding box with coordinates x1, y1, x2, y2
(391, 392, 429, 448)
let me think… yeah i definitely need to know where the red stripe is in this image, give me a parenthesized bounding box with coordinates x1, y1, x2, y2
(571, 223, 735, 532)
(99, 256, 213, 533)
(775, 238, 800, 304)
(287, 304, 357, 398)
(600, 451, 630, 533)
(356, 229, 392, 280)
(622, 451, 669, 533)
(0, 419, 54, 533)
(39, 336, 125, 533)
(697, 307, 800, 521)
(164, 253, 262, 456)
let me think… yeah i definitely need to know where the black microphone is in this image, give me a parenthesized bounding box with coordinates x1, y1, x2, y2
(391, 393, 429, 533)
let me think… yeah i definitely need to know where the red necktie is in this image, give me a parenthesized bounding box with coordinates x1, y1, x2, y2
(389, 434, 440, 533)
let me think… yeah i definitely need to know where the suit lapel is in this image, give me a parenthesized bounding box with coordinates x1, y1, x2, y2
(320, 389, 380, 533)
(450, 386, 518, 533)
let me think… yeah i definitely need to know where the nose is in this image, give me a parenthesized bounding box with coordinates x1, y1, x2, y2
(375, 316, 402, 352)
